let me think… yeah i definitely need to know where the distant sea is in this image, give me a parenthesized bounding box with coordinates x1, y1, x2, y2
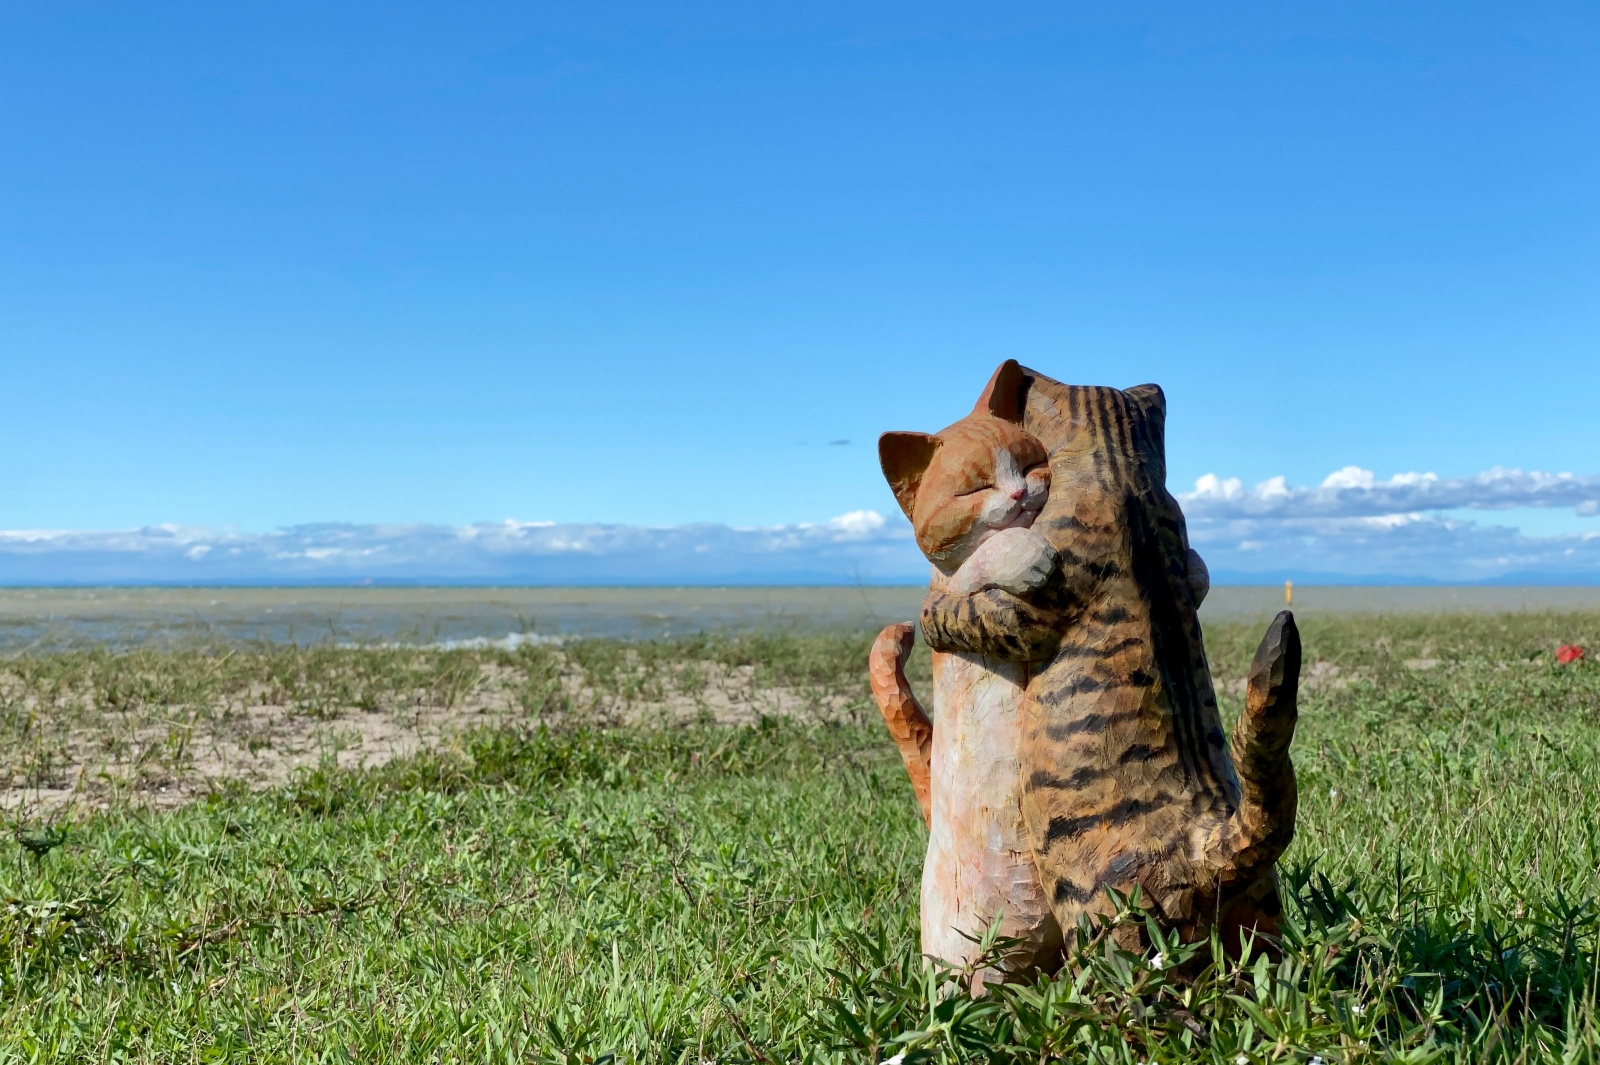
(2, 585, 1599, 652)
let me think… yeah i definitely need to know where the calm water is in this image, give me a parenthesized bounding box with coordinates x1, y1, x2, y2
(2, 585, 1598, 652)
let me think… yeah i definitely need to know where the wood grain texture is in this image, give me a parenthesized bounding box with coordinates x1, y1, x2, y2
(920, 647, 1062, 987)
(917, 366, 1302, 951)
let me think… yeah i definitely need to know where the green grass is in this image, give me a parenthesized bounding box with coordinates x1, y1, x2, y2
(0, 629, 892, 805)
(0, 614, 1597, 1062)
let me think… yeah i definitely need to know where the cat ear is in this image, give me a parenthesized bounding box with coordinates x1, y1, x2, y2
(1125, 383, 1165, 420)
(974, 359, 1027, 422)
(878, 432, 940, 519)
(1125, 383, 1166, 441)
(1125, 383, 1167, 468)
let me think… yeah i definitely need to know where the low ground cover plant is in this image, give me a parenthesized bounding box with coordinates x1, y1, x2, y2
(0, 613, 1595, 1061)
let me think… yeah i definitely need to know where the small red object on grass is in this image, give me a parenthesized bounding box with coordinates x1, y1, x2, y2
(1556, 644, 1586, 665)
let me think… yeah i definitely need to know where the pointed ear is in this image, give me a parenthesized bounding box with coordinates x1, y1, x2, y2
(878, 432, 939, 519)
(1125, 382, 1167, 461)
(1125, 383, 1165, 420)
(974, 359, 1027, 422)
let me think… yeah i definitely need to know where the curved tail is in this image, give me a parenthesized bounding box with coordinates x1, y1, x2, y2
(1211, 610, 1301, 878)
(868, 623, 934, 826)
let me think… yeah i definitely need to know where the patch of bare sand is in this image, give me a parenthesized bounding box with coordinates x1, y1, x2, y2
(0, 660, 865, 818)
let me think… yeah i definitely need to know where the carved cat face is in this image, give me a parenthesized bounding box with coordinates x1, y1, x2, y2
(880, 360, 1051, 571)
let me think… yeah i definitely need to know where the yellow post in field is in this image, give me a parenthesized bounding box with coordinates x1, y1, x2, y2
(1285, 580, 1293, 606)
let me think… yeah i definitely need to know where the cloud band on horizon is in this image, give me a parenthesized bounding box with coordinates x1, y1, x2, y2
(1181, 465, 1600, 520)
(2, 466, 1597, 585)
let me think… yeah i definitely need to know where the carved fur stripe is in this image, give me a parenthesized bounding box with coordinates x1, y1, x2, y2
(1088, 604, 1132, 626)
(1036, 669, 1155, 701)
(1041, 796, 1168, 848)
(1053, 877, 1097, 905)
(1049, 635, 1145, 660)
(1026, 765, 1109, 791)
(1041, 707, 1144, 739)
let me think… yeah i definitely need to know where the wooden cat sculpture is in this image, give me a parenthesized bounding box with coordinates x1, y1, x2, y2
(869, 364, 1065, 986)
(870, 360, 1301, 980)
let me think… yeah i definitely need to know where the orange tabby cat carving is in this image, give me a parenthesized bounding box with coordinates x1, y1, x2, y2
(874, 361, 1063, 988)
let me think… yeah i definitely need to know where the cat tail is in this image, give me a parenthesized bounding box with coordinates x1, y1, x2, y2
(1211, 611, 1300, 877)
(868, 622, 934, 827)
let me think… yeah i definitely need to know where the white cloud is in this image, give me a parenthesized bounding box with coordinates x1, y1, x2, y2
(1255, 475, 1291, 500)
(1190, 473, 1244, 501)
(823, 509, 888, 539)
(1180, 466, 1600, 520)
(0, 512, 928, 585)
(1188, 513, 1600, 582)
(5, 464, 1598, 586)
(1319, 465, 1377, 490)
(1179, 465, 1600, 582)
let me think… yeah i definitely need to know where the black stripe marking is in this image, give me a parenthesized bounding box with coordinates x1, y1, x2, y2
(1054, 877, 1096, 905)
(1092, 391, 1118, 478)
(1037, 668, 1155, 703)
(1062, 674, 1121, 696)
(1056, 545, 1088, 567)
(1041, 708, 1140, 739)
(1122, 487, 1230, 802)
(1046, 513, 1107, 535)
(1106, 391, 1132, 459)
(1027, 765, 1107, 791)
(1091, 605, 1131, 626)
(1053, 635, 1143, 660)
(1043, 797, 1165, 847)
(1084, 558, 1123, 581)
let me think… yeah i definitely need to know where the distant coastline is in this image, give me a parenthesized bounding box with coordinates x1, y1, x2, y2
(4, 585, 1599, 653)
(3, 575, 1599, 588)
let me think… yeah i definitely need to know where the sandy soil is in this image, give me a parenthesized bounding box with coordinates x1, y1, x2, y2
(1, 635, 1519, 819)
(0, 657, 864, 818)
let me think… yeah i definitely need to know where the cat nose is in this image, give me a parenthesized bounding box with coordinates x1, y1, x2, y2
(1009, 488, 1025, 500)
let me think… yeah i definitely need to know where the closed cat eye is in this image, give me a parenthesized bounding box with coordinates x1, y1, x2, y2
(955, 483, 994, 497)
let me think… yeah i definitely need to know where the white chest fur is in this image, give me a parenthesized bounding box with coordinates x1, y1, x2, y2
(921, 649, 1062, 985)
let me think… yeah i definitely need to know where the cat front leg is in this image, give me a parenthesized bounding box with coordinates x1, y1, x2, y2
(1186, 547, 1210, 608)
(948, 527, 1060, 597)
(920, 586, 1063, 664)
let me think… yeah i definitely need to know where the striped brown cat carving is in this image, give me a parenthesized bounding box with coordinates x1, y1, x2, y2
(873, 361, 1300, 965)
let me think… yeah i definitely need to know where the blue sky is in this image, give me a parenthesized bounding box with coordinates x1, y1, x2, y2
(3, 3, 1597, 583)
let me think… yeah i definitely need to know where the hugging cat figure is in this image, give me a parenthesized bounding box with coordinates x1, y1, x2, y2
(869, 360, 1065, 986)
(876, 360, 1301, 965)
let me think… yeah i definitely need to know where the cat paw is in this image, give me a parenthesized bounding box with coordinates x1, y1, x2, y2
(1187, 548, 1210, 607)
(953, 526, 1059, 595)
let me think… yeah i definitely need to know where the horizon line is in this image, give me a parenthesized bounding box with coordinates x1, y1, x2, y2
(5, 578, 1600, 590)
